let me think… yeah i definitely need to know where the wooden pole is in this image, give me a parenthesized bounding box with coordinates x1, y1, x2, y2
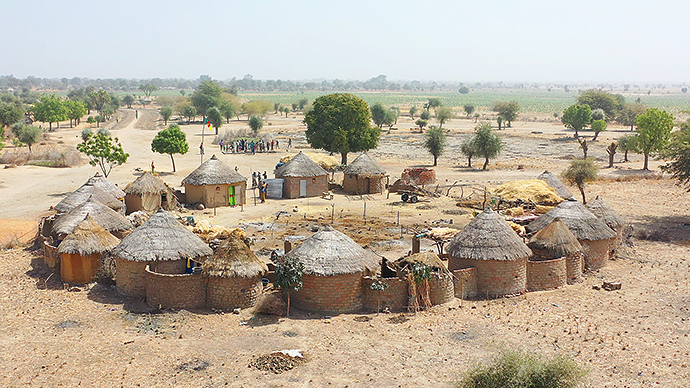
(363, 202, 367, 225)
(331, 204, 335, 224)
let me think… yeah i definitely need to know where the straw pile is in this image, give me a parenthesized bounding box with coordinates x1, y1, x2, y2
(396, 251, 450, 273)
(491, 180, 563, 206)
(202, 234, 268, 278)
(191, 220, 247, 242)
(279, 152, 339, 171)
(425, 227, 460, 241)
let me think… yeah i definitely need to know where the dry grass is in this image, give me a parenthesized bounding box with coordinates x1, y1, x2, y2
(0, 144, 84, 167)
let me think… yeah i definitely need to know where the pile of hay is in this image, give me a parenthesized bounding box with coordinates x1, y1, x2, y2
(191, 220, 247, 242)
(280, 152, 339, 170)
(491, 180, 563, 206)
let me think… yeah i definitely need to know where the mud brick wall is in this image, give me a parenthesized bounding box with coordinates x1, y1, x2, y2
(450, 257, 526, 297)
(402, 168, 436, 185)
(565, 253, 584, 284)
(144, 266, 205, 309)
(453, 268, 478, 299)
(206, 276, 263, 310)
(362, 277, 408, 312)
(149, 259, 186, 275)
(115, 259, 148, 297)
(581, 238, 614, 271)
(527, 257, 567, 292)
(292, 273, 363, 313)
(343, 175, 386, 195)
(280, 175, 329, 199)
(429, 273, 455, 305)
(43, 241, 60, 269)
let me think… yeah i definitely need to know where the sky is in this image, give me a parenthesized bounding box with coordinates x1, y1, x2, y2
(2, 0, 689, 83)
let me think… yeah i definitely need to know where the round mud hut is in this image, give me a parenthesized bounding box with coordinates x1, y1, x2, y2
(57, 216, 120, 284)
(343, 153, 387, 195)
(203, 234, 268, 310)
(112, 209, 212, 298)
(447, 209, 533, 298)
(526, 198, 616, 271)
(396, 251, 454, 306)
(528, 218, 584, 285)
(52, 197, 133, 239)
(587, 196, 626, 252)
(285, 227, 379, 313)
(123, 172, 178, 215)
(182, 155, 247, 207)
(86, 173, 126, 201)
(537, 170, 574, 200)
(274, 151, 328, 199)
(54, 182, 124, 214)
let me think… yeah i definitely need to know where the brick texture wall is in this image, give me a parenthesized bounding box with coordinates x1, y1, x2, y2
(343, 175, 386, 195)
(450, 257, 527, 297)
(116, 259, 148, 297)
(527, 257, 567, 292)
(429, 273, 455, 305)
(206, 276, 263, 310)
(581, 238, 614, 271)
(144, 266, 205, 309)
(565, 253, 584, 284)
(280, 175, 328, 199)
(292, 273, 363, 313)
(149, 259, 186, 274)
(453, 268, 478, 299)
(362, 277, 408, 312)
(43, 241, 60, 269)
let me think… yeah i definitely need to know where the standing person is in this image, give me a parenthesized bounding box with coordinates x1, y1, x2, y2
(263, 171, 267, 181)
(135, 110, 138, 119)
(288, 138, 292, 150)
(259, 182, 267, 203)
(199, 143, 204, 155)
(252, 172, 258, 188)
(151, 161, 155, 174)
(220, 139, 224, 151)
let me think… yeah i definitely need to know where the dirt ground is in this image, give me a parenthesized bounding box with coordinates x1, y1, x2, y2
(0, 109, 688, 387)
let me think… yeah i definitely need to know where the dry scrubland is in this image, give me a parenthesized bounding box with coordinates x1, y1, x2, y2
(0, 107, 689, 387)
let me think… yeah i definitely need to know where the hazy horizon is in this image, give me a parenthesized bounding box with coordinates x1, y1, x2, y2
(2, 0, 689, 83)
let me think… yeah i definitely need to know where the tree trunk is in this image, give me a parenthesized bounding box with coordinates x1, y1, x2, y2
(341, 152, 348, 165)
(170, 154, 176, 172)
(608, 152, 614, 168)
(579, 185, 587, 204)
(593, 131, 600, 141)
(483, 157, 489, 170)
(286, 291, 291, 317)
(643, 153, 649, 170)
(433, 155, 438, 166)
(49, 122, 52, 131)
(624, 150, 629, 162)
(468, 156, 472, 168)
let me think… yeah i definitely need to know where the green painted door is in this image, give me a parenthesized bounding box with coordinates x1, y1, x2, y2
(228, 185, 236, 206)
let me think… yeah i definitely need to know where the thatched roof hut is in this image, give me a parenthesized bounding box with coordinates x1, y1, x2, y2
(586, 196, 625, 232)
(537, 170, 573, 200)
(112, 209, 212, 263)
(275, 151, 328, 177)
(203, 234, 268, 278)
(55, 183, 124, 213)
(447, 210, 532, 261)
(123, 172, 178, 214)
(285, 227, 379, 276)
(526, 198, 616, 241)
(124, 172, 171, 196)
(87, 173, 125, 199)
(528, 218, 583, 260)
(58, 216, 120, 256)
(182, 155, 246, 186)
(344, 153, 386, 175)
(53, 198, 133, 237)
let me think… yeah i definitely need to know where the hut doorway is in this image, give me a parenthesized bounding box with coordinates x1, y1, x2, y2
(300, 179, 307, 197)
(228, 186, 236, 206)
(363, 178, 371, 194)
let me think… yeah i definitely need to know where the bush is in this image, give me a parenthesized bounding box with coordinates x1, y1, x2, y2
(458, 349, 587, 388)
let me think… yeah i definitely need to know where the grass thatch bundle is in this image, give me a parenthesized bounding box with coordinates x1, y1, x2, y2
(447, 209, 532, 261)
(528, 218, 583, 260)
(112, 209, 212, 262)
(203, 234, 268, 278)
(86, 173, 125, 199)
(526, 198, 616, 241)
(285, 227, 379, 276)
(53, 198, 133, 236)
(537, 170, 574, 199)
(491, 179, 563, 206)
(343, 153, 386, 175)
(124, 172, 171, 195)
(55, 183, 124, 213)
(396, 251, 450, 274)
(182, 155, 246, 185)
(586, 196, 625, 232)
(58, 216, 120, 255)
(277, 151, 332, 175)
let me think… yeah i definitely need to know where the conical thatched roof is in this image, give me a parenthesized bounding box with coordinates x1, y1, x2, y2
(87, 173, 125, 199)
(124, 172, 171, 196)
(284, 227, 379, 276)
(537, 170, 573, 199)
(58, 216, 120, 255)
(586, 196, 625, 232)
(275, 151, 328, 177)
(447, 209, 532, 261)
(526, 198, 616, 241)
(53, 198, 133, 236)
(112, 209, 212, 262)
(343, 153, 386, 175)
(182, 155, 246, 186)
(55, 183, 124, 213)
(203, 234, 268, 278)
(528, 218, 583, 260)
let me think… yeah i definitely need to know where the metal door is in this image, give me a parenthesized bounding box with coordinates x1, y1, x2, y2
(299, 179, 307, 197)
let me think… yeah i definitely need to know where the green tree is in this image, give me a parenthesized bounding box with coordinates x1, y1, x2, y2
(298, 98, 309, 110)
(151, 124, 189, 172)
(562, 158, 598, 204)
(423, 126, 447, 166)
(32, 95, 68, 131)
(274, 256, 304, 317)
(661, 129, 690, 190)
(458, 86, 470, 94)
(460, 135, 478, 168)
(12, 124, 42, 153)
(496, 115, 504, 131)
(282, 106, 290, 117)
(591, 108, 606, 122)
(274, 102, 280, 113)
(248, 115, 263, 137)
(159, 106, 173, 126)
(634, 108, 674, 170)
(304, 93, 380, 165)
(220, 101, 236, 123)
(474, 122, 503, 170)
(577, 89, 624, 119)
(139, 83, 157, 97)
(65, 100, 87, 128)
(420, 109, 431, 120)
(424, 98, 441, 110)
(416, 119, 428, 131)
(81, 127, 93, 142)
(370, 102, 387, 128)
(409, 105, 418, 119)
(77, 133, 129, 177)
(88, 90, 110, 112)
(0, 102, 24, 128)
(435, 107, 454, 128)
(618, 103, 646, 130)
(591, 119, 607, 141)
(618, 135, 636, 162)
(100, 106, 115, 121)
(492, 101, 520, 127)
(463, 104, 475, 118)
(183, 105, 197, 124)
(190, 80, 223, 119)
(242, 100, 273, 117)
(561, 104, 592, 137)
(122, 94, 135, 109)
(207, 106, 222, 134)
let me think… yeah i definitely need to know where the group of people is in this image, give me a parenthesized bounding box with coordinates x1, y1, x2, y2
(252, 171, 269, 203)
(219, 139, 280, 155)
